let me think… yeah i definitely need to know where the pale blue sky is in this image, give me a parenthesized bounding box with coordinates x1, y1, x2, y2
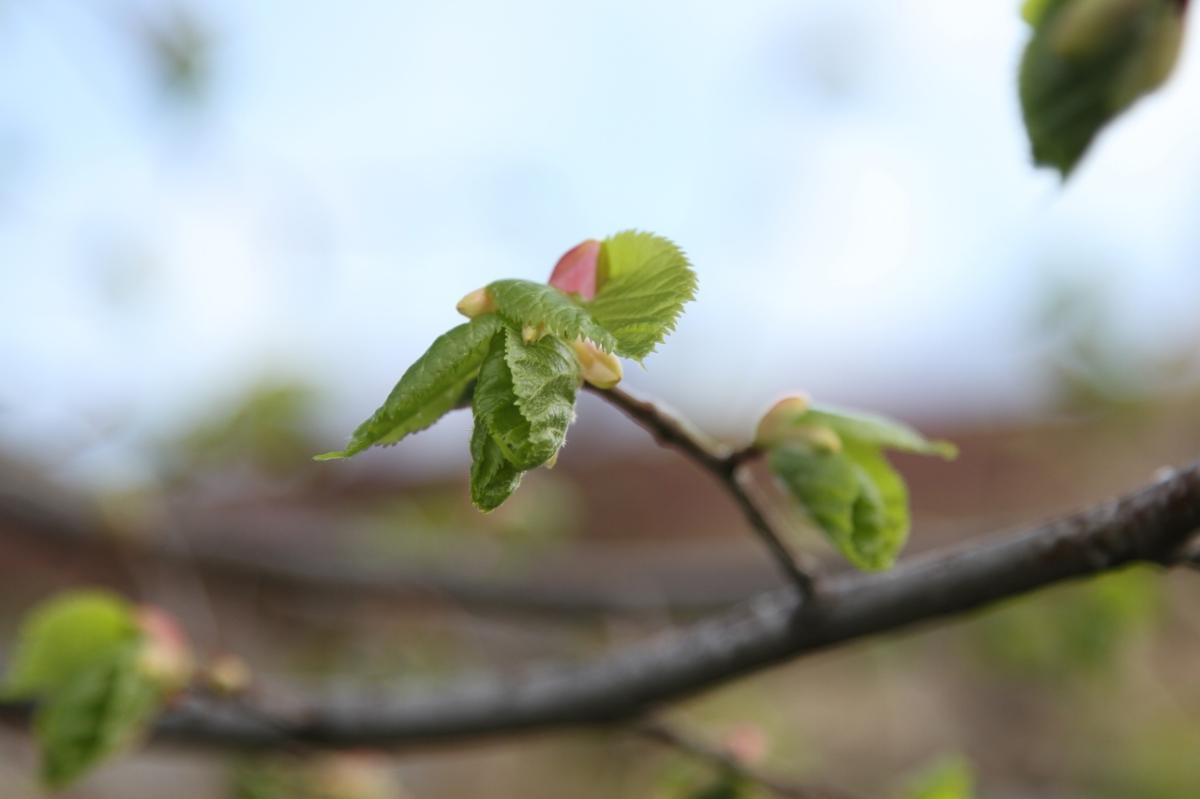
(1, 1, 1198, 483)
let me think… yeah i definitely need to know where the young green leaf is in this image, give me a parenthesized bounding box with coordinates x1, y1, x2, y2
(317, 315, 503, 460)
(804, 406, 957, 459)
(473, 330, 576, 470)
(486, 279, 617, 353)
(504, 327, 580, 458)
(1019, 0, 1186, 176)
(469, 416, 525, 513)
(37, 643, 164, 788)
(587, 231, 698, 360)
(755, 398, 956, 459)
(468, 329, 580, 510)
(846, 444, 910, 569)
(769, 442, 910, 571)
(4, 591, 139, 699)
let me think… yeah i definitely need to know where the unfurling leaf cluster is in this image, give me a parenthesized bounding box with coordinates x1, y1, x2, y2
(2, 591, 187, 788)
(320, 231, 697, 511)
(757, 397, 956, 572)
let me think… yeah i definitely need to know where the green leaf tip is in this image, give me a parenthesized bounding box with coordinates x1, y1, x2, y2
(320, 314, 503, 460)
(1019, 0, 1186, 177)
(486, 279, 617, 353)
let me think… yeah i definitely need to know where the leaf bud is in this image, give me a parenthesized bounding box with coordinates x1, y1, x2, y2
(204, 653, 253, 696)
(570, 339, 622, 389)
(134, 606, 194, 694)
(522, 322, 548, 344)
(455, 286, 495, 319)
(548, 239, 601, 300)
(754, 395, 811, 446)
(755, 396, 843, 453)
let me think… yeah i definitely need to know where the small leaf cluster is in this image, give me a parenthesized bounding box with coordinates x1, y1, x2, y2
(319, 231, 697, 511)
(2, 591, 183, 788)
(1019, 0, 1187, 176)
(757, 397, 956, 571)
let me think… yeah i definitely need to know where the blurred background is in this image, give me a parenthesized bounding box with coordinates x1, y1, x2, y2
(1, 0, 1199, 797)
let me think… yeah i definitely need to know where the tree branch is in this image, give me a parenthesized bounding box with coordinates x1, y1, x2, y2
(4, 461, 1193, 751)
(586, 384, 813, 594)
(0, 486, 762, 618)
(635, 720, 860, 799)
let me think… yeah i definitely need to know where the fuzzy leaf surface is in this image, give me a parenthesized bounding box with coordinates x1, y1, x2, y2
(486, 279, 616, 352)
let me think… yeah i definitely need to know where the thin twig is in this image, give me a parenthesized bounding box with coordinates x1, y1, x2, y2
(587, 384, 814, 595)
(636, 719, 860, 799)
(3, 461, 1195, 750)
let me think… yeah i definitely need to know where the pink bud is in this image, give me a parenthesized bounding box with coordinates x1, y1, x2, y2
(135, 605, 194, 693)
(722, 724, 768, 766)
(548, 239, 601, 300)
(456, 286, 495, 319)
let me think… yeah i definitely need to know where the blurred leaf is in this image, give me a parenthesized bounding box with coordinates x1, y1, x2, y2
(1019, 0, 1186, 176)
(172, 380, 324, 476)
(1032, 272, 1200, 413)
(1022, 0, 1054, 25)
(37, 643, 163, 788)
(128, 4, 214, 105)
(654, 760, 760, 799)
(232, 758, 304, 799)
(1096, 722, 1200, 799)
(4, 591, 138, 699)
(899, 756, 974, 799)
(355, 472, 582, 570)
(969, 566, 1161, 679)
(487, 279, 617, 353)
(684, 771, 753, 799)
(320, 316, 502, 460)
(587, 230, 698, 360)
(231, 755, 401, 799)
